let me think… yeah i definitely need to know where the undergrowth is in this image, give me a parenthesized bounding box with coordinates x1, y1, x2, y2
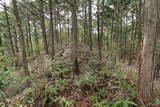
(0, 48, 148, 107)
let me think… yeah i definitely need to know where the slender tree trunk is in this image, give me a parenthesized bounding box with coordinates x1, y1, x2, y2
(129, 10, 135, 65)
(49, 0, 55, 58)
(0, 35, 3, 54)
(110, 16, 114, 57)
(136, 0, 143, 63)
(67, 14, 70, 43)
(83, 4, 87, 45)
(97, 3, 101, 61)
(54, 10, 59, 43)
(70, 0, 80, 74)
(138, 0, 158, 104)
(25, 26, 30, 56)
(4, 1, 15, 57)
(88, 0, 92, 50)
(12, 0, 29, 76)
(13, 29, 19, 53)
(13, 27, 19, 67)
(27, 17, 34, 57)
(33, 20, 40, 55)
(123, 19, 127, 63)
(99, 0, 104, 60)
(137, 0, 142, 47)
(0, 35, 2, 46)
(59, 21, 63, 48)
(39, 0, 49, 55)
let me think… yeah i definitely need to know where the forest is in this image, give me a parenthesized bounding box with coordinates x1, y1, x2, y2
(0, 0, 160, 107)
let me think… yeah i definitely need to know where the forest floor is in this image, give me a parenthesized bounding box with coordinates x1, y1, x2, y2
(1, 45, 160, 107)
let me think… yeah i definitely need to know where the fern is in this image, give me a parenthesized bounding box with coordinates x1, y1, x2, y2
(112, 99, 137, 107)
(92, 100, 110, 107)
(155, 98, 160, 104)
(53, 96, 75, 107)
(89, 95, 100, 103)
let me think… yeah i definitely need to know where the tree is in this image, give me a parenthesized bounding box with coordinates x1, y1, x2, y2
(49, 0, 55, 58)
(138, 0, 158, 104)
(12, 0, 29, 76)
(33, 19, 40, 55)
(136, 0, 142, 56)
(27, 16, 34, 58)
(88, 0, 92, 50)
(67, 0, 80, 74)
(97, 1, 101, 61)
(39, 0, 49, 55)
(4, 1, 15, 57)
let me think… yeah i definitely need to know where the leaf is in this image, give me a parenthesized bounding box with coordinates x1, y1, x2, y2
(112, 100, 123, 107)
(123, 100, 128, 107)
(127, 101, 137, 106)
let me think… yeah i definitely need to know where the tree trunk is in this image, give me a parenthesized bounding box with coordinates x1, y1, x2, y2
(4, 1, 15, 57)
(138, 0, 158, 104)
(49, 0, 55, 58)
(88, 0, 92, 50)
(0, 35, 2, 54)
(39, 0, 49, 55)
(137, 0, 142, 54)
(33, 20, 40, 55)
(12, 0, 29, 76)
(13, 28, 19, 53)
(70, 0, 80, 74)
(25, 26, 30, 56)
(27, 17, 34, 58)
(67, 14, 70, 43)
(97, 3, 101, 61)
(83, 3, 88, 45)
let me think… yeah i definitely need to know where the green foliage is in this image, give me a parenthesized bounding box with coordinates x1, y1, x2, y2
(41, 79, 68, 106)
(52, 96, 75, 107)
(52, 67, 69, 78)
(154, 98, 160, 105)
(0, 91, 5, 101)
(0, 54, 15, 104)
(90, 95, 100, 103)
(96, 87, 108, 98)
(0, 69, 12, 89)
(92, 99, 110, 107)
(112, 99, 137, 107)
(75, 73, 97, 89)
(0, 47, 6, 52)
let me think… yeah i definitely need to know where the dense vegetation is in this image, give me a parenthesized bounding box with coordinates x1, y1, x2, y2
(0, 0, 160, 107)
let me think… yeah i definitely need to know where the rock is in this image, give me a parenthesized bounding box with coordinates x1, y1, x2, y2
(63, 48, 72, 57)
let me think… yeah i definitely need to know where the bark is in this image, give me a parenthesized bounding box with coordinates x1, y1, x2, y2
(4, 1, 15, 57)
(138, 0, 158, 104)
(54, 10, 59, 43)
(27, 17, 34, 57)
(39, 0, 49, 55)
(129, 9, 135, 65)
(137, 0, 142, 52)
(97, 3, 101, 61)
(99, 0, 104, 60)
(13, 28, 19, 53)
(59, 21, 63, 48)
(110, 16, 114, 57)
(25, 26, 30, 56)
(67, 14, 70, 43)
(0, 36, 2, 46)
(88, 0, 92, 50)
(49, 0, 55, 58)
(12, 0, 29, 76)
(70, 0, 80, 74)
(33, 20, 40, 54)
(83, 3, 88, 45)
